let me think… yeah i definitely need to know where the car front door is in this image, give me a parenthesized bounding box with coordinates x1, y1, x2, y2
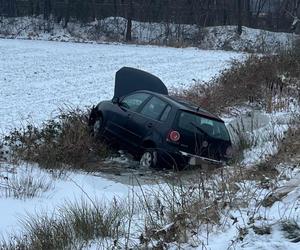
(106, 92, 150, 144)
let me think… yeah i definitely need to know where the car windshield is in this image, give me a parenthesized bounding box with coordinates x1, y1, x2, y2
(177, 111, 230, 141)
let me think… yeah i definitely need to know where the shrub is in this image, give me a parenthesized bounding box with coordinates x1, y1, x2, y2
(3, 107, 109, 169)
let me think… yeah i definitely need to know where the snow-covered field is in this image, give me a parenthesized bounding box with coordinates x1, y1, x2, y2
(0, 38, 299, 249)
(0, 38, 244, 133)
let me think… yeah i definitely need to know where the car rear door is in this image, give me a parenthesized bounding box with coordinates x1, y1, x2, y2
(124, 96, 170, 148)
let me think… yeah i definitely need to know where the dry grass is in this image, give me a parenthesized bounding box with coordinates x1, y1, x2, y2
(0, 171, 53, 200)
(2, 107, 110, 170)
(173, 44, 300, 115)
(0, 199, 127, 250)
(0, 163, 290, 249)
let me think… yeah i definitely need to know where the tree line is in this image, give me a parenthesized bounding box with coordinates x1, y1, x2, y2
(0, 0, 299, 34)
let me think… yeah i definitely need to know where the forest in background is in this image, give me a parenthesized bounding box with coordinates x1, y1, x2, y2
(0, 0, 299, 35)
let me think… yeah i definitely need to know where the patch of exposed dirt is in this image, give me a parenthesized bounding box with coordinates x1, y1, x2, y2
(82, 151, 223, 186)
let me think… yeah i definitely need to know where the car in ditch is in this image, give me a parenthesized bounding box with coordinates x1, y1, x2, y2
(88, 67, 232, 169)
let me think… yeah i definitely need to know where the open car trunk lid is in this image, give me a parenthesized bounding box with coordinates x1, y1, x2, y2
(114, 67, 168, 98)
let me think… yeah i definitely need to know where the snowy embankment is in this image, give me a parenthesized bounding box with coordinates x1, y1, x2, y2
(0, 16, 298, 53)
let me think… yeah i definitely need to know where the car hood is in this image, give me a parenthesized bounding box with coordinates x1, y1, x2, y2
(113, 67, 168, 98)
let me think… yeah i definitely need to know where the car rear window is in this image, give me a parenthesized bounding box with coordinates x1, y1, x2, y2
(160, 105, 171, 121)
(177, 111, 230, 141)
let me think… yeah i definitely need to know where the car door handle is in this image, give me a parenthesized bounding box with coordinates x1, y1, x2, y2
(127, 114, 132, 118)
(147, 122, 153, 128)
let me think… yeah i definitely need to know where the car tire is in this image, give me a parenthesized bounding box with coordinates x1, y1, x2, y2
(92, 115, 104, 139)
(140, 149, 159, 168)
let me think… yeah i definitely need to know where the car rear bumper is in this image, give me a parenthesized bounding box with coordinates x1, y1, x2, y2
(179, 151, 225, 166)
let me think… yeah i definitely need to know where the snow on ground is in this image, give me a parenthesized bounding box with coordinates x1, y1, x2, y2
(0, 37, 299, 249)
(202, 163, 300, 250)
(0, 162, 138, 238)
(0, 38, 244, 133)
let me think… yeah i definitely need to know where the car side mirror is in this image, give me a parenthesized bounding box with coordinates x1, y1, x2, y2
(112, 97, 120, 104)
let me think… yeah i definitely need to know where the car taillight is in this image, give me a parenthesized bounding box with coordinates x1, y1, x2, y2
(226, 146, 233, 158)
(168, 130, 180, 142)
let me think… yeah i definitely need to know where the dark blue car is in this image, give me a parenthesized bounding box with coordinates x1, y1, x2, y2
(89, 67, 232, 169)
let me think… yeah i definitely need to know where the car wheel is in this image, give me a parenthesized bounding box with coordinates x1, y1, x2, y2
(140, 150, 158, 168)
(93, 115, 104, 138)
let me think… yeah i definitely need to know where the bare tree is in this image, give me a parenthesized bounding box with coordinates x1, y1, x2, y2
(126, 0, 133, 41)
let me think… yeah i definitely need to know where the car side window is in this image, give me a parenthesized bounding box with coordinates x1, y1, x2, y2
(140, 96, 167, 120)
(160, 105, 171, 121)
(120, 93, 150, 111)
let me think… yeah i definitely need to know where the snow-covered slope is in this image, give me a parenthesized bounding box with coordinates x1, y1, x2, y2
(0, 16, 297, 53)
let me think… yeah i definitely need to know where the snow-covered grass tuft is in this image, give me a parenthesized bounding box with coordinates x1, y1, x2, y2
(281, 220, 300, 243)
(0, 164, 54, 200)
(0, 198, 127, 249)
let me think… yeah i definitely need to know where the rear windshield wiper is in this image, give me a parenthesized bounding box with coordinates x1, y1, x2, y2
(190, 122, 210, 137)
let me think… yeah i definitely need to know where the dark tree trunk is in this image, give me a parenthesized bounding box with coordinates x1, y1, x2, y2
(64, 0, 70, 28)
(8, 0, 17, 17)
(90, 0, 96, 20)
(29, 0, 34, 16)
(245, 0, 251, 26)
(222, 0, 227, 25)
(43, 0, 51, 20)
(34, 0, 40, 16)
(126, 0, 133, 41)
(126, 17, 132, 41)
(114, 0, 118, 17)
(237, 0, 242, 35)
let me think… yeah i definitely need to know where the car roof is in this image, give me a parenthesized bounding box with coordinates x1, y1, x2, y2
(132, 90, 223, 122)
